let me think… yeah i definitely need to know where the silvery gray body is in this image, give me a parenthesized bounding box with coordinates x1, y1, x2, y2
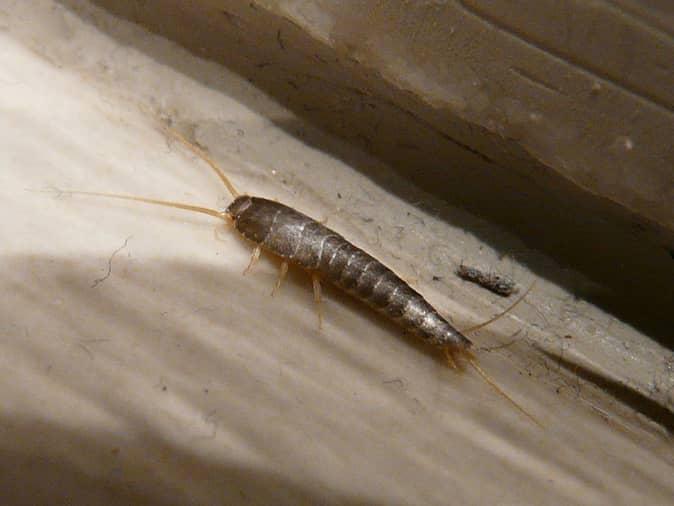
(227, 195, 472, 350)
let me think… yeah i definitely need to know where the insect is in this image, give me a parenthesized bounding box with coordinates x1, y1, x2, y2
(70, 119, 538, 425)
(456, 264, 519, 297)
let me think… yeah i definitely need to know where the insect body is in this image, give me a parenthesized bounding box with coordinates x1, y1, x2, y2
(68, 119, 538, 425)
(229, 196, 472, 351)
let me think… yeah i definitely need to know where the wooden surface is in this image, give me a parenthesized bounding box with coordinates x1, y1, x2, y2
(0, 2, 672, 505)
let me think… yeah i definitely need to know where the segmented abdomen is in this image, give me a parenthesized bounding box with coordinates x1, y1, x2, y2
(227, 196, 471, 349)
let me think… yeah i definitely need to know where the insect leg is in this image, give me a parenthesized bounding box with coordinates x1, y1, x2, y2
(213, 220, 234, 243)
(311, 273, 323, 329)
(271, 261, 289, 296)
(243, 245, 261, 275)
